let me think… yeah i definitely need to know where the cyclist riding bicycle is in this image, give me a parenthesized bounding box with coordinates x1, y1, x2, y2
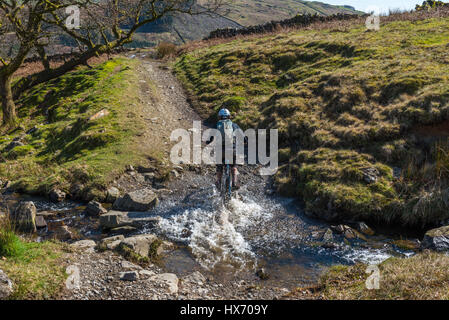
(208, 108, 242, 191)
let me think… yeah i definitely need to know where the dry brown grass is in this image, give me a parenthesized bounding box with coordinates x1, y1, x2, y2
(315, 251, 449, 300)
(13, 54, 112, 80)
(156, 42, 179, 59)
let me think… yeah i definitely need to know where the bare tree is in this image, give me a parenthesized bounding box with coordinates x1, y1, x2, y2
(0, 0, 79, 127)
(1, 0, 226, 127)
(13, 0, 227, 103)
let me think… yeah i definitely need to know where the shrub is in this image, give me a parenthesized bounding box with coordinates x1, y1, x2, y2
(156, 42, 178, 59)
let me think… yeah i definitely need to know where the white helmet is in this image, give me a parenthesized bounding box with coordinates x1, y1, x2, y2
(218, 108, 231, 119)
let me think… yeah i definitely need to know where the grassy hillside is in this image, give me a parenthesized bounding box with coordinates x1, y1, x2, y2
(174, 13, 449, 228)
(0, 58, 154, 200)
(221, 0, 362, 26)
(130, 1, 361, 47)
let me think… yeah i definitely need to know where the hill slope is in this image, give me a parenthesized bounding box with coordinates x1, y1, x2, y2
(174, 12, 449, 228)
(220, 0, 362, 26)
(131, 1, 361, 46)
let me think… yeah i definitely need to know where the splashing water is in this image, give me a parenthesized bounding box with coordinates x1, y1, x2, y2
(158, 194, 273, 270)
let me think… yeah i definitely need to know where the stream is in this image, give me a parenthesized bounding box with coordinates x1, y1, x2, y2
(0, 166, 419, 289)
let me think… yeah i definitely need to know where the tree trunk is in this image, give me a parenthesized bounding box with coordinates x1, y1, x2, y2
(0, 75, 17, 126)
(37, 45, 50, 70)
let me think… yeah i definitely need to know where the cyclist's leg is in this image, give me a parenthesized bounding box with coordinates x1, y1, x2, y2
(216, 165, 223, 189)
(231, 152, 240, 189)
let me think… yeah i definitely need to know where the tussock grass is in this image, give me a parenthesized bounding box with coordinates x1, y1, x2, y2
(0, 216, 25, 258)
(316, 251, 449, 300)
(174, 13, 449, 227)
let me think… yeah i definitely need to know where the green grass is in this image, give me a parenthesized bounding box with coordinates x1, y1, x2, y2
(0, 224, 68, 300)
(0, 219, 26, 258)
(174, 15, 449, 227)
(0, 58, 151, 200)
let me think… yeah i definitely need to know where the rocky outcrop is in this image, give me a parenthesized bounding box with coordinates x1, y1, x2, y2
(11, 201, 36, 233)
(112, 189, 159, 212)
(0, 269, 13, 299)
(422, 226, 449, 251)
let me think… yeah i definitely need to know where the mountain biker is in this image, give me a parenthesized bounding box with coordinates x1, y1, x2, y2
(209, 108, 242, 191)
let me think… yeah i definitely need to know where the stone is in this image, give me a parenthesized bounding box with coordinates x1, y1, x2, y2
(5, 141, 24, 152)
(143, 173, 155, 183)
(99, 210, 160, 230)
(113, 189, 159, 212)
(121, 261, 142, 270)
(256, 268, 270, 280)
(36, 211, 57, 217)
(109, 226, 137, 236)
(322, 228, 333, 242)
(69, 183, 84, 199)
(355, 222, 375, 236)
(331, 224, 366, 241)
(49, 189, 66, 203)
(100, 235, 125, 250)
(139, 270, 156, 278)
(47, 220, 65, 231)
(11, 201, 36, 233)
(35, 215, 47, 229)
(106, 187, 120, 203)
(70, 240, 96, 249)
(85, 201, 107, 217)
(88, 109, 110, 122)
(100, 211, 130, 230)
(120, 271, 139, 282)
(148, 273, 178, 294)
(157, 241, 175, 255)
(183, 272, 206, 285)
(362, 167, 379, 184)
(52, 226, 73, 241)
(0, 269, 13, 299)
(118, 234, 158, 257)
(422, 226, 449, 251)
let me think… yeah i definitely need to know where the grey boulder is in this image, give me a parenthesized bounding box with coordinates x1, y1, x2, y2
(422, 226, 449, 251)
(11, 201, 36, 233)
(0, 269, 13, 299)
(113, 189, 158, 212)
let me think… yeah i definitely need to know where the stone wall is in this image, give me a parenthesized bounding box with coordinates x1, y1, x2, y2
(205, 13, 365, 40)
